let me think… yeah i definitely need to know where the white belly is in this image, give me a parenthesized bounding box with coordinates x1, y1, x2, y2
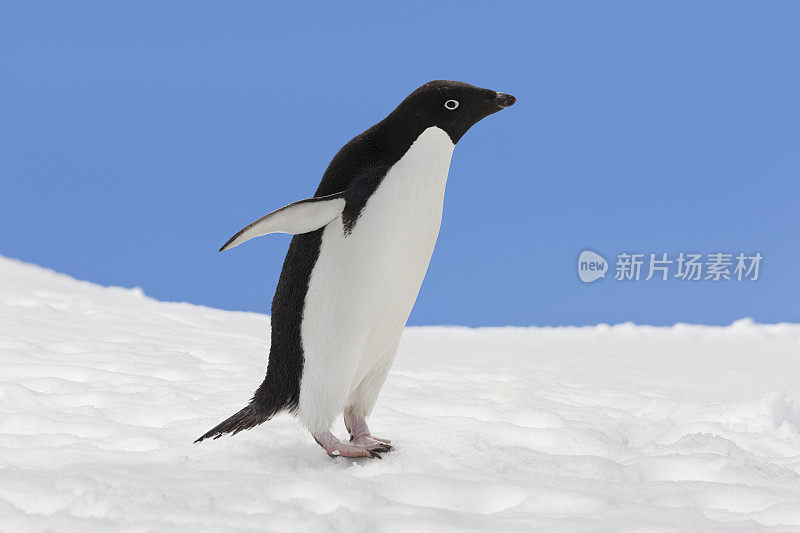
(297, 126, 454, 431)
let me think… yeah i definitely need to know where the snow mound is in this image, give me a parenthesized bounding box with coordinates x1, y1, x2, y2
(1, 255, 799, 531)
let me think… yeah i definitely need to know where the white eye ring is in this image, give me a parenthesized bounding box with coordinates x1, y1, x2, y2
(444, 99, 459, 110)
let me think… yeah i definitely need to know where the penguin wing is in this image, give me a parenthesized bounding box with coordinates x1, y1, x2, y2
(219, 192, 346, 251)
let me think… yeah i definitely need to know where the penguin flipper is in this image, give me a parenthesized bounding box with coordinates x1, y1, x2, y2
(219, 192, 346, 251)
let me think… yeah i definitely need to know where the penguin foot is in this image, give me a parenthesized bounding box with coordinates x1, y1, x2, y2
(351, 435, 393, 453)
(344, 411, 393, 452)
(312, 430, 382, 459)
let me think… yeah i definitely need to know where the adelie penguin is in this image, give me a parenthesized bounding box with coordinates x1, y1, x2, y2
(196, 80, 516, 458)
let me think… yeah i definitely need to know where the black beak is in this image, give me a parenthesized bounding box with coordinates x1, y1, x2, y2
(494, 92, 516, 108)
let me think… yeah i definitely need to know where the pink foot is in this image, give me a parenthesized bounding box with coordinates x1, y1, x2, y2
(312, 430, 383, 459)
(344, 411, 393, 452)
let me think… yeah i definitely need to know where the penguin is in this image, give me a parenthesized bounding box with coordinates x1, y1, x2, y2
(196, 80, 515, 458)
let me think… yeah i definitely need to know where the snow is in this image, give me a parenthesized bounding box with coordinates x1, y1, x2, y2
(1, 255, 799, 532)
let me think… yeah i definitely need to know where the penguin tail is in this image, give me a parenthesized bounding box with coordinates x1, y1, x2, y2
(194, 402, 275, 443)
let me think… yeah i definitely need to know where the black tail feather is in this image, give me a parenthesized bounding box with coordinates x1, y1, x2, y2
(194, 402, 275, 443)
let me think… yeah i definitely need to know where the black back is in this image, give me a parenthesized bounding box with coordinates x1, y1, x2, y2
(251, 81, 515, 414)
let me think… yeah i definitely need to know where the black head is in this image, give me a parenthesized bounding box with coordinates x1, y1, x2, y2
(391, 80, 516, 143)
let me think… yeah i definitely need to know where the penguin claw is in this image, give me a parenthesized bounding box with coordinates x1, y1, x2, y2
(352, 437, 393, 453)
(369, 450, 382, 459)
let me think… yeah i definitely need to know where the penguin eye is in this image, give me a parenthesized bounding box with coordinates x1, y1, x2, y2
(444, 99, 459, 111)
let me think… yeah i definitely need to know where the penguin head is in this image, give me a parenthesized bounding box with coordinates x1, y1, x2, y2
(395, 80, 516, 143)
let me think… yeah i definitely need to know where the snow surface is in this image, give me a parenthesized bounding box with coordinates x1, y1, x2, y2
(1, 255, 799, 532)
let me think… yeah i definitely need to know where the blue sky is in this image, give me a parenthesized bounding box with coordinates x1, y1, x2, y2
(1, 1, 798, 326)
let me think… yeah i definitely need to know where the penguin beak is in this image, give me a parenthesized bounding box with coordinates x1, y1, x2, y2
(494, 92, 516, 109)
